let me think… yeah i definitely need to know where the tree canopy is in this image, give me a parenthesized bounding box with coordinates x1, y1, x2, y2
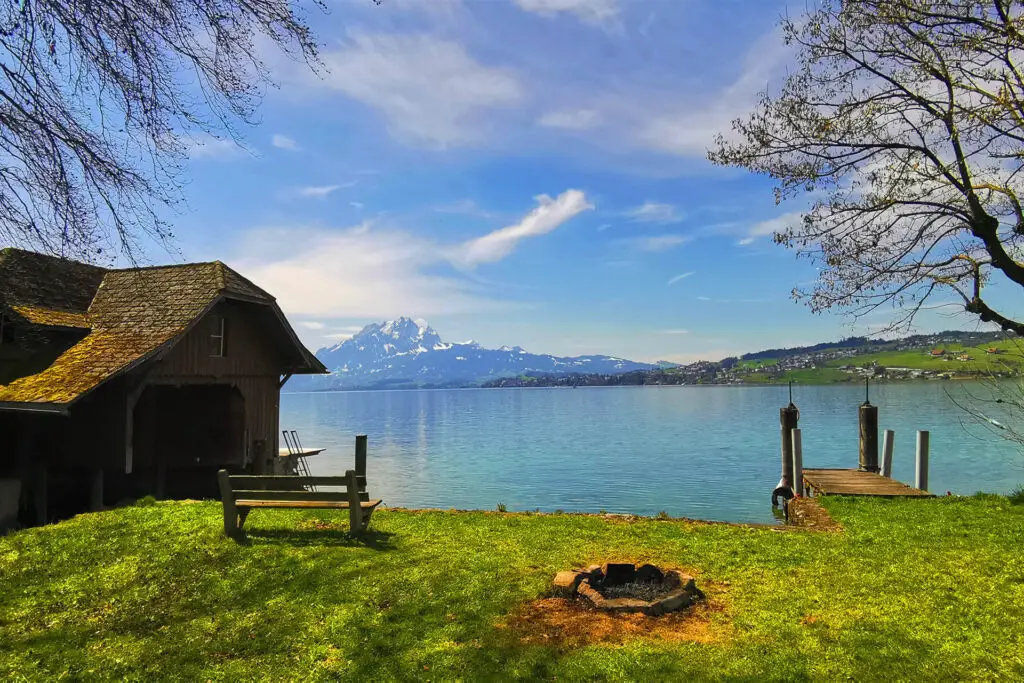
(710, 0, 1024, 334)
(0, 0, 325, 261)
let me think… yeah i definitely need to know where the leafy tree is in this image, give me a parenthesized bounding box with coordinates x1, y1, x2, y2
(0, 0, 327, 260)
(710, 0, 1024, 335)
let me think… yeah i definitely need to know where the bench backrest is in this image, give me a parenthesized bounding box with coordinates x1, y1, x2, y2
(219, 472, 369, 503)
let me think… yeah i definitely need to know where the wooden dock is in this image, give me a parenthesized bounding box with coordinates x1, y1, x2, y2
(803, 468, 933, 498)
(277, 447, 324, 458)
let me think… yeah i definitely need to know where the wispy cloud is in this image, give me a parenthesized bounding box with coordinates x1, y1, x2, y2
(434, 199, 498, 219)
(301, 33, 522, 148)
(660, 329, 690, 335)
(696, 296, 711, 301)
(597, 223, 613, 232)
(537, 108, 601, 130)
(233, 190, 588, 319)
(626, 234, 691, 252)
(455, 189, 593, 266)
(298, 321, 326, 330)
(297, 182, 356, 198)
(184, 133, 246, 160)
(625, 201, 683, 224)
(513, 0, 619, 24)
(272, 134, 300, 151)
(737, 237, 756, 246)
(667, 271, 694, 286)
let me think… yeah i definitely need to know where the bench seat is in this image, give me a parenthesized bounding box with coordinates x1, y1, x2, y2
(236, 499, 382, 510)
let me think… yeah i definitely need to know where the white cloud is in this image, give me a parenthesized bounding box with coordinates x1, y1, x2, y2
(235, 222, 496, 319)
(634, 29, 792, 158)
(667, 271, 694, 286)
(660, 329, 690, 335)
(233, 190, 586, 319)
(597, 224, 612, 232)
(538, 108, 601, 130)
(736, 237, 756, 246)
(625, 202, 683, 224)
(184, 133, 246, 160)
(696, 296, 711, 301)
(308, 33, 522, 148)
(455, 189, 593, 266)
(626, 234, 690, 252)
(514, 0, 619, 24)
(272, 134, 300, 151)
(297, 183, 354, 198)
(748, 211, 803, 237)
(298, 321, 326, 330)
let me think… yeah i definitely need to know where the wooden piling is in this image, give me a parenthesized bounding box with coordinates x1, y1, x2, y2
(780, 402, 799, 486)
(915, 430, 930, 492)
(355, 434, 367, 478)
(880, 429, 895, 478)
(858, 403, 879, 473)
(791, 428, 804, 496)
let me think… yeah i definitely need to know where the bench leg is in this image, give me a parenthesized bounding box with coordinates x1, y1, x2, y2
(346, 470, 363, 533)
(237, 507, 250, 531)
(361, 507, 374, 532)
(217, 469, 239, 538)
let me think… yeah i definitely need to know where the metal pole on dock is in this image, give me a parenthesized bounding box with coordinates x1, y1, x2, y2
(880, 429, 895, 478)
(780, 382, 799, 486)
(791, 428, 804, 496)
(858, 379, 879, 473)
(915, 430, 930, 491)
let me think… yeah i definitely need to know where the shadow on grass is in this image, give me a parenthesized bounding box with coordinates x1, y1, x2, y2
(238, 527, 396, 549)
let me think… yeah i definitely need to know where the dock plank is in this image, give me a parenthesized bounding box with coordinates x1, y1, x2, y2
(803, 468, 932, 497)
(276, 448, 324, 458)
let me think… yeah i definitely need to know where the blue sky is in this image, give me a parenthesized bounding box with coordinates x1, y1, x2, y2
(164, 0, 996, 362)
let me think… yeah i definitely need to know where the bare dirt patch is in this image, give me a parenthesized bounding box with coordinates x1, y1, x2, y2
(787, 497, 842, 531)
(501, 590, 731, 649)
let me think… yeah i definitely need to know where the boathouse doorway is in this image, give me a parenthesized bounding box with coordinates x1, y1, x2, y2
(130, 384, 246, 499)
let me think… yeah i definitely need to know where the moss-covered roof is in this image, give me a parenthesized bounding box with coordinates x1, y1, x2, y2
(0, 250, 323, 407)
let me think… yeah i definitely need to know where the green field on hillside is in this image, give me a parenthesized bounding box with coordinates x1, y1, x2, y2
(2, 498, 1024, 680)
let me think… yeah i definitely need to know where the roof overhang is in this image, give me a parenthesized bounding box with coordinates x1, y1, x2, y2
(0, 401, 69, 415)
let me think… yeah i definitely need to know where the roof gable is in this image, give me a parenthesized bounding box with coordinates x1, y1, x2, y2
(0, 252, 323, 407)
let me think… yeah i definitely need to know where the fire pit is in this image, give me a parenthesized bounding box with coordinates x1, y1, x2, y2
(551, 562, 703, 616)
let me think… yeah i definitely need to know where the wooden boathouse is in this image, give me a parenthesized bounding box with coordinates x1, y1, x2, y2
(0, 248, 326, 527)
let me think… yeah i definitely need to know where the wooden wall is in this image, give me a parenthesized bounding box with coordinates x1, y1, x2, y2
(148, 300, 283, 473)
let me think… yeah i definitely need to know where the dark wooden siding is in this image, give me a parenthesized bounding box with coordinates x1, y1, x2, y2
(149, 301, 283, 472)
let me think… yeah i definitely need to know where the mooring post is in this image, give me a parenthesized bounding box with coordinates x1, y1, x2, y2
(355, 434, 367, 479)
(791, 428, 804, 496)
(858, 379, 879, 473)
(780, 382, 799, 486)
(915, 430, 930, 491)
(880, 429, 895, 478)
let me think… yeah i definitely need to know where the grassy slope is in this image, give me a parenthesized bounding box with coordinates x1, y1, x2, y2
(735, 339, 1024, 384)
(2, 498, 1024, 681)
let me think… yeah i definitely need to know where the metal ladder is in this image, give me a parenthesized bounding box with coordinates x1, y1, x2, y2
(282, 430, 315, 488)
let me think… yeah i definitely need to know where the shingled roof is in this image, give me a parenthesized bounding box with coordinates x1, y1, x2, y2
(0, 249, 324, 409)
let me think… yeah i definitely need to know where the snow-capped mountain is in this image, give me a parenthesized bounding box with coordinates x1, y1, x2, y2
(285, 317, 659, 390)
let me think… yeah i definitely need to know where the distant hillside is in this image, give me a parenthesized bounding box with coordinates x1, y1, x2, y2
(484, 330, 1022, 388)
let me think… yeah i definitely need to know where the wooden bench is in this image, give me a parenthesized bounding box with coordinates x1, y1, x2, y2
(217, 470, 381, 536)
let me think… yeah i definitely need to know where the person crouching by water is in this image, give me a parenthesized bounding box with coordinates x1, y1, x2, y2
(771, 475, 795, 522)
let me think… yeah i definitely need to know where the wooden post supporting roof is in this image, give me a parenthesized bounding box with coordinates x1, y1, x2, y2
(124, 380, 148, 474)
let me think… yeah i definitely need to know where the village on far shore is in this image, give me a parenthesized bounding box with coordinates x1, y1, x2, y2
(485, 330, 1023, 388)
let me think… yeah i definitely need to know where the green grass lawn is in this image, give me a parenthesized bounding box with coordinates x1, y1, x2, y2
(3, 497, 1024, 681)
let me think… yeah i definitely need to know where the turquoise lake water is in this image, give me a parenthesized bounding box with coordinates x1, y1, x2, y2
(281, 383, 1024, 524)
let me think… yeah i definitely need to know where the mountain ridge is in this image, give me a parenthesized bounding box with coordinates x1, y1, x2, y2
(284, 317, 659, 391)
